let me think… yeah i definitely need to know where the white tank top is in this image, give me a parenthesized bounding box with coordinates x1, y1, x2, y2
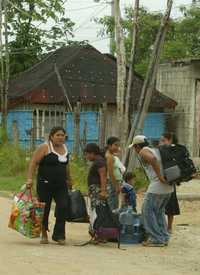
(141, 147, 173, 194)
(47, 141, 68, 163)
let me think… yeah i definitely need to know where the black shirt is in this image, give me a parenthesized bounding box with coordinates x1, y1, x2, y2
(88, 155, 106, 187)
(38, 152, 69, 186)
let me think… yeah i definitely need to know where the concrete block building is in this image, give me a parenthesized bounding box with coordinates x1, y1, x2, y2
(157, 58, 200, 156)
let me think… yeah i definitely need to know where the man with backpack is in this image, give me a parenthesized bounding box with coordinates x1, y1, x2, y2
(129, 135, 173, 247)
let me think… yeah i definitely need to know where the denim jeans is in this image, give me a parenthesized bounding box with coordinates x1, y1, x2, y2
(107, 180, 119, 211)
(142, 192, 171, 243)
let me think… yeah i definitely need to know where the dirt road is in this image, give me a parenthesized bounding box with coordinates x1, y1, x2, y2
(0, 180, 200, 275)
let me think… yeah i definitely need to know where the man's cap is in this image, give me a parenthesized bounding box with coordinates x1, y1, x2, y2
(128, 135, 147, 148)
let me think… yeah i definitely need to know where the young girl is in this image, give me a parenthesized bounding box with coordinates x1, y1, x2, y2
(105, 137, 124, 211)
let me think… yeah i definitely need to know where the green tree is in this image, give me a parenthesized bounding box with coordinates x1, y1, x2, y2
(98, 5, 200, 77)
(6, 0, 75, 75)
(162, 6, 200, 60)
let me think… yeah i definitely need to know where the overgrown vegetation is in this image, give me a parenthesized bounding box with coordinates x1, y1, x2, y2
(0, 143, 28, 177)
(0, 144, 89, 193)
(0, 143, 148, 194)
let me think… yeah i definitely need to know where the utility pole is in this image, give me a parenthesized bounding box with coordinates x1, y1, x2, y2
(124, 0, 173, 169)
(123, 0, 140, 149)
(0, 0, 9, 136)
(114, 0, 126, 141)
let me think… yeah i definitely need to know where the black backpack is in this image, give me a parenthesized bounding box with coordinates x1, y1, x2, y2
(159, 144, 196, 184)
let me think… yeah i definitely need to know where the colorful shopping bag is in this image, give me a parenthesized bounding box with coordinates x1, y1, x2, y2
(8, 188, 45, 238)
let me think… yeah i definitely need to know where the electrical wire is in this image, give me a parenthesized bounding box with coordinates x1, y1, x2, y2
(74, 4, 109, 32)
(67, 4, 103, 12)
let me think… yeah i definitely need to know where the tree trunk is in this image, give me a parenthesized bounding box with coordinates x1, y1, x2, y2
(3, 0, 9, 129)
(123, 0, 140, 146)
(114, 0, 126, 142)
(124, 0, 173, 169)
(73, 102, 81, 157)
(99, 102, 107, 148)
(0, 0, 4, 122)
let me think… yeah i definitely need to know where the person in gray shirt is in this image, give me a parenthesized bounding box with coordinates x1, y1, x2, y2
(129, 135, 173, 247)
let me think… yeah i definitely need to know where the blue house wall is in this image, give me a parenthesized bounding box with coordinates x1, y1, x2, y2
(1, 110, 165, 150)
(143, 113, 166, 140)
(66, 111, 99, 152)
(0, 110, 33, 147)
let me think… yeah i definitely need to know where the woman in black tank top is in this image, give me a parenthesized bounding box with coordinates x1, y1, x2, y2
(26, 127, 72, 245)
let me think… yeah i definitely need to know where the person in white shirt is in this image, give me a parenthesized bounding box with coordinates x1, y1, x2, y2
(129, 135, 173, 247)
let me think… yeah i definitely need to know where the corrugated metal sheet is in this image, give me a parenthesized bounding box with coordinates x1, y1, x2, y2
(8, 45, 177, 109)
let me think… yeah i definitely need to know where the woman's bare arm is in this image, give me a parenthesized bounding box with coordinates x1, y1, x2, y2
(106, 154, 117, 185)
(26, 144, 48, 188)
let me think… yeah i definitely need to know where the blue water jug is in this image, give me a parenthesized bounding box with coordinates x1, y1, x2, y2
(119, 206, 144, 244)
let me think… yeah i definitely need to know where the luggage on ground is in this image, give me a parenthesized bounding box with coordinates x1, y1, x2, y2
(119, 206, 144, 244)
(8, 188, 45, 238)
(92, 201, 121, 248)
(68, 190, 89, 222)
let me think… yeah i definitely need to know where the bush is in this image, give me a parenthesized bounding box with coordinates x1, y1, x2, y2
(134, 168, 149, 190)
(0, 143, 28, 176)
(0, 141, 147, 194)
(70, 157, 88, 194)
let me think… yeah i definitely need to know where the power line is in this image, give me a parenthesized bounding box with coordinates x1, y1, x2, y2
(74, 4, 109, 32)
(67, 4, 102, 12)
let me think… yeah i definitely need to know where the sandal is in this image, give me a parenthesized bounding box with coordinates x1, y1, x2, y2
(52, 237, 66, 245)
(40, 236, 49, 244)
(142, 240, 165, 247)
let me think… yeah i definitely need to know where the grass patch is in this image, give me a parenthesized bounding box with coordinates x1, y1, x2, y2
(0, 175, 25, 192)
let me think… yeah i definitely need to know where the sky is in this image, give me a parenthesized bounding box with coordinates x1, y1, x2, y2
(65, 0, 193, 53)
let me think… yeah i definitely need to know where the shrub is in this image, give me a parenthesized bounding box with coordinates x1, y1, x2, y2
(0, 143, 28, 176)
(70, 157, 88, 194)
(133, 168, 149, 190)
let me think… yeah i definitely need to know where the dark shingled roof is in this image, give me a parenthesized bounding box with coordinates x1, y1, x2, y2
(8, 44, 177, 109)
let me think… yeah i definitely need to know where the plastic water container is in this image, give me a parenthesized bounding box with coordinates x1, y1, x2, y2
(119, 206, 144, 244)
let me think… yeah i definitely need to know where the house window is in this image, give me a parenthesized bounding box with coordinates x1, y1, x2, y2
(33, 108, 65, 140)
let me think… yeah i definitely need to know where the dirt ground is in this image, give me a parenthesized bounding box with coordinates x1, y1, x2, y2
(0, 180, 200, 275)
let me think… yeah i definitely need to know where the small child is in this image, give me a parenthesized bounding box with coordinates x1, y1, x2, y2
(121, 172, 137, 212)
